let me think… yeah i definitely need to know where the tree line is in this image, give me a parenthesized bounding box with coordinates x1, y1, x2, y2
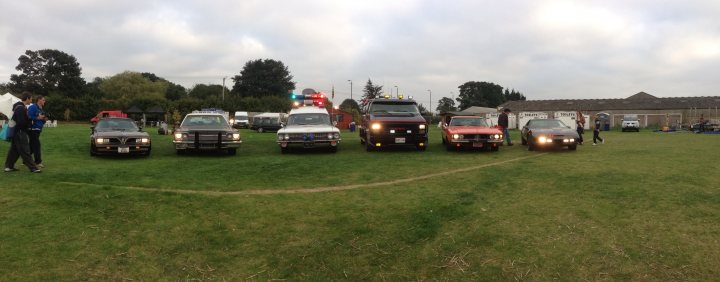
(1, 49, 526, 123)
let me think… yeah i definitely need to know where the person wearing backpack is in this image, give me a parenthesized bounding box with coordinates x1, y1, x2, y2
(4, 92, 41, 173)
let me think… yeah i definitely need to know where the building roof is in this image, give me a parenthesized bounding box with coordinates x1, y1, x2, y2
(499, 92, 720, 112)
(460, 106, 497, 114)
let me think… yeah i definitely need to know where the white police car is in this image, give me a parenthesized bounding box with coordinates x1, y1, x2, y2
(276, 107, 341, 153)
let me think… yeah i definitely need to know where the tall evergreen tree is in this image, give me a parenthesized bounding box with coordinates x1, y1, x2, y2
(361, 79, 383, 101)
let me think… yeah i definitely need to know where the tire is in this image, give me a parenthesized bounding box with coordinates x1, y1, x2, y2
(257, 127, 264, 133)
(441, 136, 446, 144)
(527, 138, 536, 151)
(281, 147, 289, 154)
(446, 142, 455, 151)
(90, 145, 97, 156)
(176, 149, 186, 155)
(227, 148, 237, 155)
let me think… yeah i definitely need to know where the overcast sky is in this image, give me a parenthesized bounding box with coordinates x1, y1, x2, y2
(2, 0, 719, 106)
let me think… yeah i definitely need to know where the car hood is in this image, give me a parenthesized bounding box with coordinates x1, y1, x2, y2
(446, 126, 502, 135)
(93, 131, 149, 138)
(529, 128, 579, 137)
(278, 125, 340, 134)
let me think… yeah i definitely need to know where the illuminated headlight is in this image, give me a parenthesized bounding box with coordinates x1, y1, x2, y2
(494, 134, 501, 139)
(569, 138, 574, 142)
(538, 136, 547, 143)
(140, 138, 149, 144)
(174, 133, 184, 140)
(232, 133, 241, 140)
(390, 129, 396, 134)
(333, 133, 340, 139)
(419, 124, 426, 130)
(95, 138, 108, 144)
(278, 134, 289, 141)
(453, 134, 463, 140)
(371, 123, 381, 130)
(563, 139, 569, 143)
(328, 133, 335, 139)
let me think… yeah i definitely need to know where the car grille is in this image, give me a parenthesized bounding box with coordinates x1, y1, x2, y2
(186, 131, 230, 142)
(287, 133, 331, 141)
(107, 137, 143, 145)
(460, 134, 491, 141)
(380, 123, 421, 136)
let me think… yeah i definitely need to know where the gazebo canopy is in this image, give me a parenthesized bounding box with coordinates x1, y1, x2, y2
(126, 105, 143, 114)
(146, 105, 165, 114)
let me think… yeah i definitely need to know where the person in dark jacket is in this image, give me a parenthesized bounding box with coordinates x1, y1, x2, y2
(498, 108, 513, 146)
(575, 110, 585, 145)
(4, 92, 41, 173)
(28, 95, 48, 167)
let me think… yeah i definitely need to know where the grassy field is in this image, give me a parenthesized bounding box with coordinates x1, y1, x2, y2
(1, 124, 719, 280)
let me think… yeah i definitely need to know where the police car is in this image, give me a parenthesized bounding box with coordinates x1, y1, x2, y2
(277, 106, 341, 153)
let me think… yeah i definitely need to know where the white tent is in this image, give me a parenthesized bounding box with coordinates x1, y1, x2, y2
(1, 92, 21, 119)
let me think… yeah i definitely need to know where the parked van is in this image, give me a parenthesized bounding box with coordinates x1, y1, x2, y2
(233, 111, 249, 128)
(250, 113, 285, 133)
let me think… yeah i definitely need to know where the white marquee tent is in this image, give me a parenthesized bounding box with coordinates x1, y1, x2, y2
(1, 92, 21, 119)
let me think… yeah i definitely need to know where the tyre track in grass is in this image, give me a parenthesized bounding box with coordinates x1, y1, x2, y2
(60, 153, 547, 196)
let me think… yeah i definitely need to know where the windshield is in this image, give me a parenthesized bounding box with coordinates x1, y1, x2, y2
(95, 119, 138, 132)
(449, 117, 488, 127)
(287, 113, 331, 126)
(370, 102, 419, 114)
(181, 115, 226, 127)
(624, 116, 638, 121)
(528, 119, 568, 128)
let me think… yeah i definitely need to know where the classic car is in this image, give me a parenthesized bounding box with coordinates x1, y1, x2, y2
(359, 96, 428, 151)
(250, 112, 285, 132)
(520, 119, 579, 151)
(277, 106, 341, 153)
(440, 114, 503, 151)
(90, 117, 151, 156)
(172, 111, 242, 155)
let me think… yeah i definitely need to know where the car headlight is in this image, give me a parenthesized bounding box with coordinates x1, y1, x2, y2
(371, 123, 381, 130)
(419, 124, 426, 130)
(277, 134, 284, 141)
(333, 133, 340, 139)
(140, 138, 149, 143)
(232, 133, 240, 140)
(453, 134, 463, 140)
(328, 133, 334, 139)
(494, 134, 501, 139)
(174, 133, 183, 140)
(538, 136, 547, 143)
(96, 138, 108, 144)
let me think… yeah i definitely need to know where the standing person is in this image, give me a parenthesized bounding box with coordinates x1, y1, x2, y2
(4, 92, 41, 173)
(593, 114, 604, 146)
(28, 95, 48, 168)
(498, 108, 513, 146)
(576, 110, 585, 145)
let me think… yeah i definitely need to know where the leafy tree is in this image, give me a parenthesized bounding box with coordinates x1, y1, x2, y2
(436, 97, 457, 113)
(231, 59, 295, 98)
(188, 84, 224, 100)
(456, 81, 505, 110)
(0, 83, 10, 94)
(339, 99, 360, 113)
(99, 71, 167, 103)
(9, 49, 86, 97)
(417, 103, 429, 115)
(504, 88, 527, 101)
(361, 79, 383, 101)
(85, 77, 105, 100)
(142, 72, 187, 100)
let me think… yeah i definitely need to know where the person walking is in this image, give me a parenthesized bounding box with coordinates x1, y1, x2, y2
(4, 92, 41, 173)
(593, 115, 604, 146)
(28, 95, 48, 167)
(498, 108, 513, 146)
(576, 110, 585, 145)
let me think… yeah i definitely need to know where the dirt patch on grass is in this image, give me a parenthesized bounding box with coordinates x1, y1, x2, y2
(60, 153, 546, 196)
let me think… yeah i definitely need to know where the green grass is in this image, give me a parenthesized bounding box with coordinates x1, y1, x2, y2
(1, 125, 719, 280)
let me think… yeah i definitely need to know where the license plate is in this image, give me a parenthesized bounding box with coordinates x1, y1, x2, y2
(303, 142, 315, 148)
(395, 137, 405, 144)
(118, 147, 130, 153)
(472, 142, 484, 148)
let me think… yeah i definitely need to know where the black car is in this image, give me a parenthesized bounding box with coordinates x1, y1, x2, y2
(521, 119, 579, 151)
(90, 117, 151, 156)
(359, 97, 428, 151)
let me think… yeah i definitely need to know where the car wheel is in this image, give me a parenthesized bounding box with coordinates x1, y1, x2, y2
(281, 147, 289, 154)
(257, 127, 264, 133)
(441, 136, 446, 144)
(521, 136, 527, 145)
(176, 149, 186, 155)
(90, 145, 97, 156)
(528, 138, 536, 151)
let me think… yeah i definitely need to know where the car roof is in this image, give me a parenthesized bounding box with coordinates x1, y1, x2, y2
(186, 113, 224, 116)
(289, 107, 329, 115)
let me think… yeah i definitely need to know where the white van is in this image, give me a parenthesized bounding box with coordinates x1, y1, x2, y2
(233, 111, 249, 128)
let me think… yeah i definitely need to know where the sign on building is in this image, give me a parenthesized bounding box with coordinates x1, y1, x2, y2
(554, 111, 590, 130)
(518, 112, 549, 128)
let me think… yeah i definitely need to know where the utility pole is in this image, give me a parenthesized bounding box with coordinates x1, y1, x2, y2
(348, 80, 353, 100)
(427, 89, 432, 116)
(222, 77, 227, 103)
